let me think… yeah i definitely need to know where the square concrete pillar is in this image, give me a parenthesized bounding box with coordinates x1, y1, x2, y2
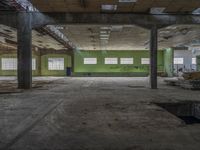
(150, 26, 158, 89)
(17, 12, 32, 89)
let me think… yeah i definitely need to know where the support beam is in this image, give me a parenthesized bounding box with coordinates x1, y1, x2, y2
(44, 13, 200, 29)
(0, 12, 53, 28)
(150, 25, 158, 89)
(17, 12, 32, 89)
(1, 12, 200, 29)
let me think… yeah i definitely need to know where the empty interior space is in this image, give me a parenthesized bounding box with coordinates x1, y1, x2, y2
(1, 0, 200, 150)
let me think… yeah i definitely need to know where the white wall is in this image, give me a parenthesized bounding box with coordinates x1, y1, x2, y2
(174, 50, 200, 74)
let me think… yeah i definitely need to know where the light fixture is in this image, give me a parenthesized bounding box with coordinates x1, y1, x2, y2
(150, 7, 166, 14)
(100, 37, 109, 40)
(100, 31, 110, 34)
(101, 5, 117, 11)
(100, 26, 111, 30)
(100, 31, 107, 34)
(100, 34, 110, 37)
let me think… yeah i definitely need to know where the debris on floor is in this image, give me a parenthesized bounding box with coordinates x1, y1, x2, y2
(0, 78, 59, 94)
(164, 72, 200, 90)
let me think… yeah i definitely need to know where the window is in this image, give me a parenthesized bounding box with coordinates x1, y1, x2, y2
(48, 58, 64, 70)
(84, 58, 97, 64)
(1, 58, 17, 70)
(32, 58, 36, 70)
(120, 58, 134, 64)
(141, 58, 150, 64)
(1, 58, 36, 70)
(174, 58, 184, 65)
(192, 58, 197, 65)
(105, 58, 118, 64)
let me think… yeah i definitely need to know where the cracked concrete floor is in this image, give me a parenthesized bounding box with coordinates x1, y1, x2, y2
(0, 77, 200, 150)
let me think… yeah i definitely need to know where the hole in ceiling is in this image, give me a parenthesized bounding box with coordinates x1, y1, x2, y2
(156, 102, 200, 125)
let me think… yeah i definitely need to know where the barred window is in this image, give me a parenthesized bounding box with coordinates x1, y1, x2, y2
(48, 58, 64, 70)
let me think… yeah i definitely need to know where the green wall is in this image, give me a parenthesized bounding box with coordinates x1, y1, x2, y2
(164, 48, 174, 77)
(41, 54, 71, 76)
(74, 50, 165, 77)
(0, 53, 71, 76)
(0, 50, 173, 77)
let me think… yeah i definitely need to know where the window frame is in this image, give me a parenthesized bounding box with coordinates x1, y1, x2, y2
(48, 58, 65, 71)
(83, 58, 97, 65)
(174, 58, 184, 65)
(192, 58, 197, 65)
(120, 58, 134, 64)
(141, 58, 150, 65)
(1, 58, 17, 70)
(104, 58, 118, 64)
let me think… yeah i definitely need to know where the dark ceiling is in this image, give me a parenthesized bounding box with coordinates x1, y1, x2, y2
(31, 0, 200, 13)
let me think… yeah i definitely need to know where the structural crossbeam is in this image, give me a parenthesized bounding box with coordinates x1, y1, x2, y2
(1, 12, 200, 29)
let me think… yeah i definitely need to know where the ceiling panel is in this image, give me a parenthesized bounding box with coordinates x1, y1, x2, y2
(0, 24, 66, 50)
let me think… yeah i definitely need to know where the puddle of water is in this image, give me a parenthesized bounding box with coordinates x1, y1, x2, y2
(156, 102, 200, 124)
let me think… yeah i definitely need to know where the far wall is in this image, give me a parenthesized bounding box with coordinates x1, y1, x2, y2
(0, 49, 174, 77)
(74, 50, 172, 77)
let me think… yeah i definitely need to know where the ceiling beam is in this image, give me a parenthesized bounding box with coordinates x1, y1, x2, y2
(43, 13, 200, 29)
(0, 12, 17, 28)
(0, 12, 54, 28)
(1, 12, 200, 29)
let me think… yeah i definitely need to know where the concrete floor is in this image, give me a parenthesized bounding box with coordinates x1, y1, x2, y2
(0, 77, 200, 150)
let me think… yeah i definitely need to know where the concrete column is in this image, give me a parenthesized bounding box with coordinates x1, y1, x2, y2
(17, 12, 32, 89)
(150, 25, 158, 89)
(71, 50, 75, 73)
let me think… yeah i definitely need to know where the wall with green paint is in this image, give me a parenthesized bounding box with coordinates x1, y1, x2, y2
(41, 54, 71, 76)
(0, 50, 172, 77)
(164, 48, 173, 77)
(0, 53, 40, 76)
(0, 53, 71, 76)
(74, 50, 165, 76)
